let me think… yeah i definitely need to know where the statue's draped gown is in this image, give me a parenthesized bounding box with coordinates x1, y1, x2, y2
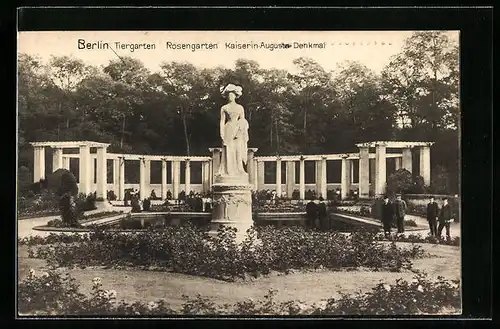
(220, 103, 249, 176)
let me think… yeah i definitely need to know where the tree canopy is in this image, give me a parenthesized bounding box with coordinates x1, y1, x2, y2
(18, 31, 460, 193)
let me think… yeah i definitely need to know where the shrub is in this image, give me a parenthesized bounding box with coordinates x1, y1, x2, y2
(107, 190, 117, 201)
(28, 226, 424, 281)
(76, 193, 97, 212)
(130, 197, 141, 213)
(59, 194, 81, 227)
(17, 190, 60, 218)
(410, 176, 428, 194)
(47, 169, 79, 197)
(166, 190, 172, 200)
(291, 189, 300, 200)
(386, 169, 413, 196)
(18, 270, 460, 316)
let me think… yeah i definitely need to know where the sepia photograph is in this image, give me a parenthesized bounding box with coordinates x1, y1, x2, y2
(17, 30, 461, 317)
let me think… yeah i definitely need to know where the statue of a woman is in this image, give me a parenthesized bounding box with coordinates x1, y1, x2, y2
(218, 84, 249, 177)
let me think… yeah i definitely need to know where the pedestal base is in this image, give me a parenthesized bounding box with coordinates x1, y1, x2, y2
(209, 181, 253, 243)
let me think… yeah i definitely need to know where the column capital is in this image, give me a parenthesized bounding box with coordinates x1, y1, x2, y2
(248, 148, 258, 152)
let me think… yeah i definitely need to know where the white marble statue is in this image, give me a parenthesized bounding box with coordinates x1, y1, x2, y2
(218, 84, 249, 177)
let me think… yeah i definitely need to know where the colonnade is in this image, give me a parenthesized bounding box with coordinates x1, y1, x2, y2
(30, 140, 433, 201)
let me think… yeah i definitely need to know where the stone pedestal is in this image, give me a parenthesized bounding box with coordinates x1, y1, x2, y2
(209, 173, 253, 243)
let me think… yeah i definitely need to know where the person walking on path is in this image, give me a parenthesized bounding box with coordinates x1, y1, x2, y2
(394, 194, 407, 234)
(381, 195, 394, 238)
(437, 197, 453, 239)
(426, 196, 439, 236)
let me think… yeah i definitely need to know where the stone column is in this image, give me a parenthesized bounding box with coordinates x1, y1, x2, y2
(402, 147, 413, 173)
(144, 159, 151, 198)
(286, 161, 295, 198)
(161, 159, 167, 199)
(247, 148, 257, 189)
(299, 157, 305, 200)
(208, 161, 213, 190)
(320, 157, 327, 199)
(52, 148, 63, 172)
(369, 158, 376, 185)
(358, 147, 370, 198)
(33, 146, 46, 183)
(62, 156, 70, 170)
(341, 156, 351, 200)
(253, 159, 258, 189)
(374, 143, 387, 196)
(113, 158, 119, 196)
(96, 147, 107, 200)
(275, 157, 282, 197)
(172, 160, 180, 199)
(118, 157, 125, 200)
(204, 161, 211, 192)
(78, 145, 91, 195)
(257, 161, 265, 190)
(139, 158, 146, 200)
(419, 145, 431, 186)
(209, 148, 222, 183)
(395, 157, 402, 171)
(315, 160, 322, 196)
(185, 159, 191, 194)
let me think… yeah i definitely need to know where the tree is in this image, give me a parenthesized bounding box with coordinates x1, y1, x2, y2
(333, 61, 397, 152)
(289, 57, 333, 152)
(382, 31, 459, 133)
(47, 56, 98, 136)
(430, 165, 450, 194)
(101, 57, 150, 149)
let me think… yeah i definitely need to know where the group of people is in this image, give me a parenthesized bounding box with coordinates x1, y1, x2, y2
(426, 196, 454, 239)
(305, 198, 330, 231)
(381, 194, 454, 239)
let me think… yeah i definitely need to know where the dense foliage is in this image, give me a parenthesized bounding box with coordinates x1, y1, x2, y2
(18, 32, 459, 194)
(19, 269, 460, 315)
(26, 226, 424, 281)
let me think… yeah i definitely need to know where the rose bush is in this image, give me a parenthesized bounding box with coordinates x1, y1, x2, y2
(18, 270, 460, 316)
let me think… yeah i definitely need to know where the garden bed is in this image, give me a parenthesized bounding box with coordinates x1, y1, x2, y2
(17, 246, 461, 316)
(24, 226, 426, 282)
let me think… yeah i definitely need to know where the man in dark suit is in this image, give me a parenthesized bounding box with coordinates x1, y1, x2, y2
(305, 198, 318, 229)
(381, 195, 394, 238)
(426, 196, 439, 236)
(394, 194, 407, 234)
(317, 197, 329, 231)
(437, 197, 453, 239)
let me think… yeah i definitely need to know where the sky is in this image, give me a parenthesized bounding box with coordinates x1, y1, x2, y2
(18, 31, 459, 74)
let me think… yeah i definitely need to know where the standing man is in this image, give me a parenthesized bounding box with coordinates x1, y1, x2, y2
(305, 198, 318, 229)
(426, 196, 439, 236)
(437, 197, 453, 239)
(394, 194, 407, 234)
(381, 195, 394, 238)
(317, 197, 329, 231)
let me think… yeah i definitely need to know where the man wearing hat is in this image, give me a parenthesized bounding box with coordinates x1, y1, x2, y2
(437, 197, 453, 239)
(394, 194, 407, 234)
(381, 195, 394, 238)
